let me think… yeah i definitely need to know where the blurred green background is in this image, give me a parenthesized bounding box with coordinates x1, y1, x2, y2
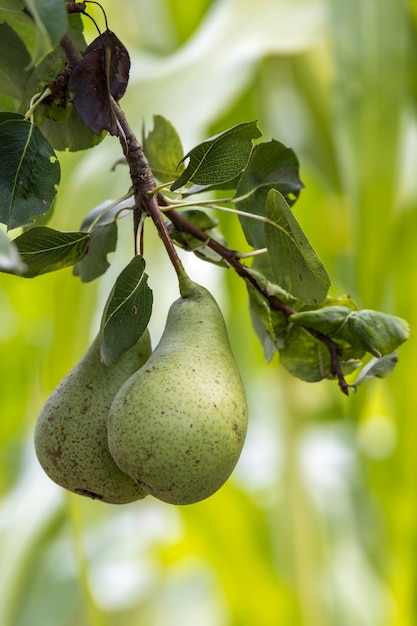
(1, 0, 416, 624)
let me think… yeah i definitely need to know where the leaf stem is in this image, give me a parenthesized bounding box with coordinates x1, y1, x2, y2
(161, 195, 295, 239)
(24, 88, 53, 121)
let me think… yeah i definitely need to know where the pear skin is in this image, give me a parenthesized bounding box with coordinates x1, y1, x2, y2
(107, 278, 248, 505)
(34, 331, 151, 504)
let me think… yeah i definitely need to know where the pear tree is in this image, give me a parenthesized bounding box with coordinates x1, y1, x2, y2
(0, 0, 409, 504)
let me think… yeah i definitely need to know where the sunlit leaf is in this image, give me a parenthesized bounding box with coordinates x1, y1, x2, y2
(290, 306, 353, 336)
(143, 115, 184, 183)
(100, 255, 153, 365)
(0, 113, 60, 229)
(171, 121, 261, 191)
(11, 226, 89, 277)
(265, 189, 330, 304)
(337, 310, 410, 357)
(235, 140, 304, 249)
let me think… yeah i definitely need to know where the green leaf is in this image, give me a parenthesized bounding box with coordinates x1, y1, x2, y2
(0, 113, 60, 229)
(167, 209, 228, 266)
(38, 101, 107, 152)
(290, 306, 353, 336)
(234, 140, 304, 249)
(337, 310, 410, 357)
(23, 0, 67, 57)
(246, 280, 289, 361)
(279, 325, 331, 382)
(0, 227, 26, 274)
(245, 264, 298, 306)
(143, 115, 184, 183)
(0, 0, 32, 32)
(352, 351, 399, 388)
(72, 201, 120, 283)
(0, 22, 31, 99)
(265, 189, 330, 304)
(100, 255, 153, 365)
(11, 226, 89, 277)
(171, 121, 262, 191)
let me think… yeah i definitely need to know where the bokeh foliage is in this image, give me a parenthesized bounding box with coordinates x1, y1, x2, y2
(1, 0, 416, 624)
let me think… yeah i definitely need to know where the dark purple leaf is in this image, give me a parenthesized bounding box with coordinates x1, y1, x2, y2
(68, 30, 130, 135)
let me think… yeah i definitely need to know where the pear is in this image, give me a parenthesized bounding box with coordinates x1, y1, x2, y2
(107, 277, 248, 505)
(34, 331, 151, 504)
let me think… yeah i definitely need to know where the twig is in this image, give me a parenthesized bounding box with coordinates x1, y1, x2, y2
(60, 33, 185, 278)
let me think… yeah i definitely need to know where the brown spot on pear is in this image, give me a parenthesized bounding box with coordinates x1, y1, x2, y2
(107, 278, 248, 505)
(34, 331, 151, 504)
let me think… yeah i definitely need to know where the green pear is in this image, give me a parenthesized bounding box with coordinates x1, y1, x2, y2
(34, 331, 152, 504)
(107, 277, 248, 505)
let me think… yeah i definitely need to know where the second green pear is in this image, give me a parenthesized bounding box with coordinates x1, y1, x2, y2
(34, 331, 151, 504)
(107, 278, 248, 505)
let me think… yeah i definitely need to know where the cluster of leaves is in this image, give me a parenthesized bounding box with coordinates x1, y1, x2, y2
(0, 0, 409, 393)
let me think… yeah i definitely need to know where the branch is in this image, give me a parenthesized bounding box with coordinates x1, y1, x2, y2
(60, 28, 349, 394)
(164, 206, 350, 395)
(60, 34, 185, 278)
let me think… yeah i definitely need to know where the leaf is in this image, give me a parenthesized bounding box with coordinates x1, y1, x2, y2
(337, 310, 410, 357)
(265, 189, 330, 304)
(279, 325, 331, 382)
(100, 255, 153, 365)
(0, 0, 36, 49)
(37, 105, 107, 151)
(21, 45, 107, 151)
(0, 22, 31, 99)
(234, 140, 304, 249)
(246, 280, 289, 361)
(68, 30, 130, 135)
(290, 306, 353, 336)
(0, 227, 26, 274)
(11, 226, 89, 277)
(0, 113, 60, 229)
(72, 200, 123, 282)
(352, 351, 399, 388)
(143, 115, 184, 183)
(167, 209, 228, 266)
(171, 121, 262, 191)
(23, 0, 67, 57)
